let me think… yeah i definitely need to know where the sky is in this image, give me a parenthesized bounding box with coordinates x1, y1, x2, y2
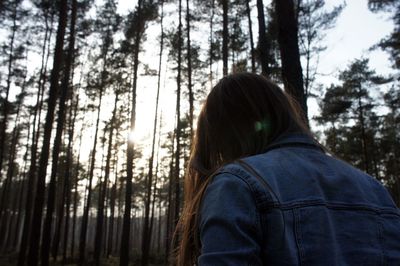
(318, 0, 394, 84)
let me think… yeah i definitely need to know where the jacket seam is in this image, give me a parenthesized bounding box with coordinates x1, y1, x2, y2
(259, 200, 400, 215)
(377, 215, 386, 266)
(293, 209, 304, 266)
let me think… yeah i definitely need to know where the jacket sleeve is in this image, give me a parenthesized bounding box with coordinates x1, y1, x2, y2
(198, 172, 262, 266)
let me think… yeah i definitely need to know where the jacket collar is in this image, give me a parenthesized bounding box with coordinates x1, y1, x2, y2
(264, 132, 325, 153)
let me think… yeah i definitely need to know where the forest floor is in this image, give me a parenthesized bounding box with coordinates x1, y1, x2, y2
(0, 254, 166, 265)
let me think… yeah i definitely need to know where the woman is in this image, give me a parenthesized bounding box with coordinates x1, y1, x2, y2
(176, 73, 400, 265)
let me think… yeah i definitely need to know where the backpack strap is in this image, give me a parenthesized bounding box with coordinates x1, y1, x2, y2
(236, 159, 280, 204)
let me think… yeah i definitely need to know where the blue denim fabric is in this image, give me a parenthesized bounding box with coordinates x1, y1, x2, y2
(198, 133, 400, 265)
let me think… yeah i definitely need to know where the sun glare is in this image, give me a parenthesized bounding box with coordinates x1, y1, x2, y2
(128, 130, 137, 143)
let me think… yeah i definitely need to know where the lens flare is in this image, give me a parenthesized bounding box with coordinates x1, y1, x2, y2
(128, 130, 136, 143)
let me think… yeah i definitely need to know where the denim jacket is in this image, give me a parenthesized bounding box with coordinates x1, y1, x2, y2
(198, 133, 400, 265)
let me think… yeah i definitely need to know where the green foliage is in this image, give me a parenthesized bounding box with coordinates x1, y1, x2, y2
(368, 0, 398, 12)
(317, 59, 400, 205)
(123, 1, 158, 48)
(317, 84, 352, 124)
(379, 86, 400, 203)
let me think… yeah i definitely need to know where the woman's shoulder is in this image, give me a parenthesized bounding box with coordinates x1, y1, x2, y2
(200, 168, 259, 227)
(210, 158, 278, 205)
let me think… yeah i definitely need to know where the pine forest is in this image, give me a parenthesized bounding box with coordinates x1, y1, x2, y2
(0, 0, 399, 265)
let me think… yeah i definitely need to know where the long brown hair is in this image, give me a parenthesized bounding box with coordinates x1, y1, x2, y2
(175, 73, 310, 265)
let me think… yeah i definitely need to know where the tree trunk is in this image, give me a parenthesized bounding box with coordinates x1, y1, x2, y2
(140, 2, 164, 264)
(70, 126, 83, 259)
(155, 114, 163, 255)
(12, 122, 30, 251)
(246, 0, 256, 73)
(41, 0, 77, 264)
(275, 0, 308, 121)
(1, 65, 28, 250)
(357, 89, 370, 174)
(171, 1, 184, 259)
(79, 24, 114, 266)
(0, 0, 18, 181)
(1, 127, 21, 251)
(26, 0, 68, 264)
(107, 182, 116, 257)
(115, 163, 123, 255)
(256, 0, 269, 75)
(62, 94, 79, 262)
(0, 77, 26, 248)
(156, 188, 162, 254)
(186, 0, 194, 136)
(164, 135, 175, 264)
(148, 145, 160, 254)
(11, 157, 27, 251)
(79, 86, 105, 265)
(103, 178, 110, 255)
(209, 0, 215, 87)
(94, 93, 118, 266)
(17, 9, 54, 265)
(222, 0, 228, 76)
(120, 0, 143, 264)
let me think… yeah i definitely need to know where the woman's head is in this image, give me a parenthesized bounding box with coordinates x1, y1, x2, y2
(193, 72, 309, 174)
(176, 73, 310, 265)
